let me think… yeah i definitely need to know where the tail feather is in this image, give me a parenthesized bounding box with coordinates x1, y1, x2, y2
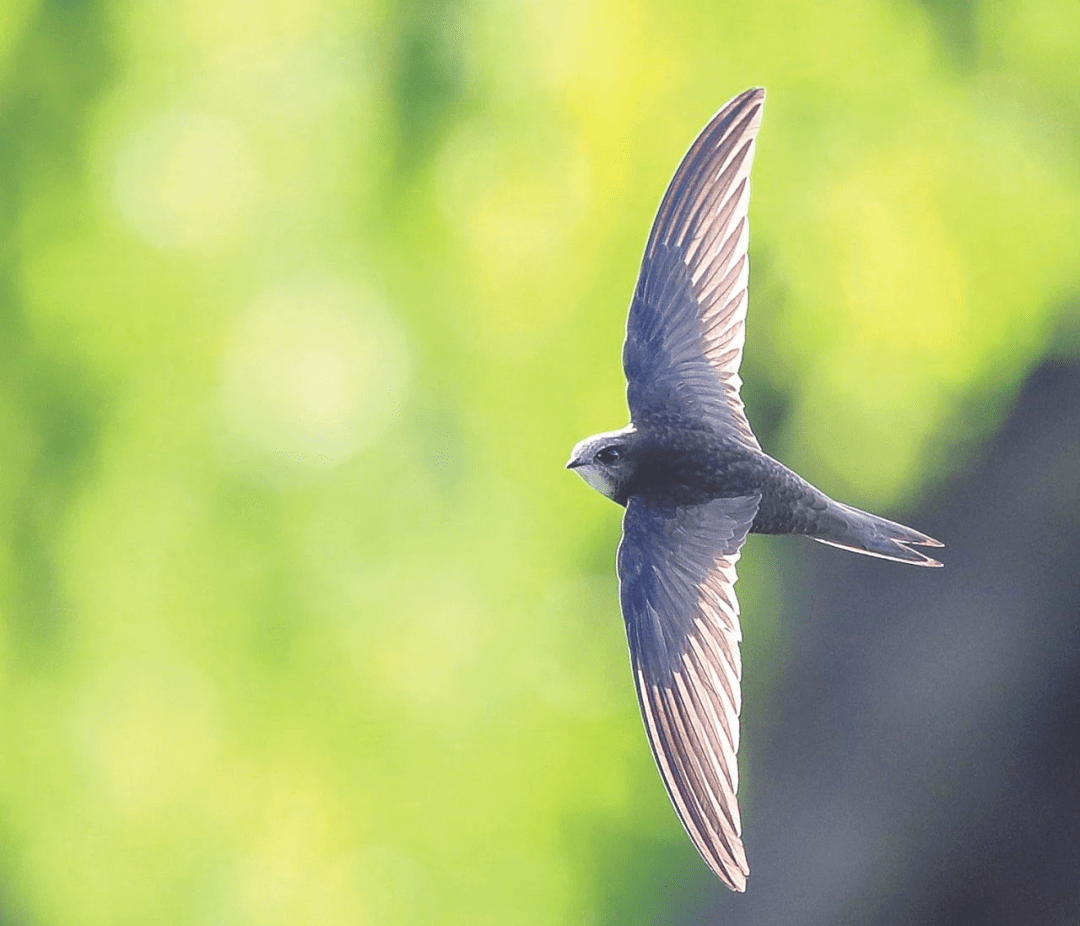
(812, 500, 943, 567)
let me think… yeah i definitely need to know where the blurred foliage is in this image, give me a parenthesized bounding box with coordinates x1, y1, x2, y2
(1, 0, 1078, 923)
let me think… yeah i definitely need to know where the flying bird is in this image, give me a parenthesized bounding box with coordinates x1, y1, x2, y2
(566, 88, 943, 892)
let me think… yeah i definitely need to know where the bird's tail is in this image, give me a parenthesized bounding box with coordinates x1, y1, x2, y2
(812, 500, 943, 567)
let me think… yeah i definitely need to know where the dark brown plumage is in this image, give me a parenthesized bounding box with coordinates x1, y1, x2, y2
(567, 88, 943, 891)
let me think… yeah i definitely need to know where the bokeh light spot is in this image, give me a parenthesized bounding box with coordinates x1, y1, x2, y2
(218, 280, 410, 476)
(111, 110, 257, 251)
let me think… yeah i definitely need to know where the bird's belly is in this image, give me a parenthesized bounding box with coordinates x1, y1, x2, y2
(631, 441, 770, 506)
(749, 459, 830, 535)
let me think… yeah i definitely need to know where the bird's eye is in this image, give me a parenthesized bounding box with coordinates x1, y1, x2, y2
(595, 447, 621, 465)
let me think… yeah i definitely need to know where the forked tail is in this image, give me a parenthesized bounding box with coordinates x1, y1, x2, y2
(813, 500, 944, 567)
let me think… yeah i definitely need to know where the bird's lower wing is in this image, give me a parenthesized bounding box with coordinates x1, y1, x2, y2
(617, 494, 760, 891)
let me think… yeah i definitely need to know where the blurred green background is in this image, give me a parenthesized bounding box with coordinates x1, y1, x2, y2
(2, 0, 1079, 923)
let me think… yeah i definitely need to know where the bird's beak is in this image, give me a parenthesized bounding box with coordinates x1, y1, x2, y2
(566, 456, 582, 470)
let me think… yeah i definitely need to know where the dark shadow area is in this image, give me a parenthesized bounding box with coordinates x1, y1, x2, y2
(691, 358, 1080, 925)
(0, 0, 112, 662)
(910, 0, 980, 71)
(387, 0, 468, 179)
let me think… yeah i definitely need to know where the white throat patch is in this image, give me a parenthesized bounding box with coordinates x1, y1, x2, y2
(576, 465, 620, 500)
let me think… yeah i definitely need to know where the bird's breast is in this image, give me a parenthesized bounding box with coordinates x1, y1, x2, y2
(626, 428, 767, 506)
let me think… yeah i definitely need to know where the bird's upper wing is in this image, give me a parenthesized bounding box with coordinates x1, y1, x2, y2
(617, 493, 761, 891)
(623, 88, 764, 450)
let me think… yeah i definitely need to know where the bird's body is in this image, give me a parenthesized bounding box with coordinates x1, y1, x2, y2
(567, 88, 942, 892)
(581, 420, 939, 559)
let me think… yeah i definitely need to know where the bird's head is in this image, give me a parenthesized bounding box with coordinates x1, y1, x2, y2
(566, 425, 637, 502)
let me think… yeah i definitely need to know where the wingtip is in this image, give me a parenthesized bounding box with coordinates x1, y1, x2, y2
(732, 86, 765, 111)
(713, 88, 765, 125)
(736, 87, 765, 108)
(738, 88, 765, 130)
(712, 859, 749, 892)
